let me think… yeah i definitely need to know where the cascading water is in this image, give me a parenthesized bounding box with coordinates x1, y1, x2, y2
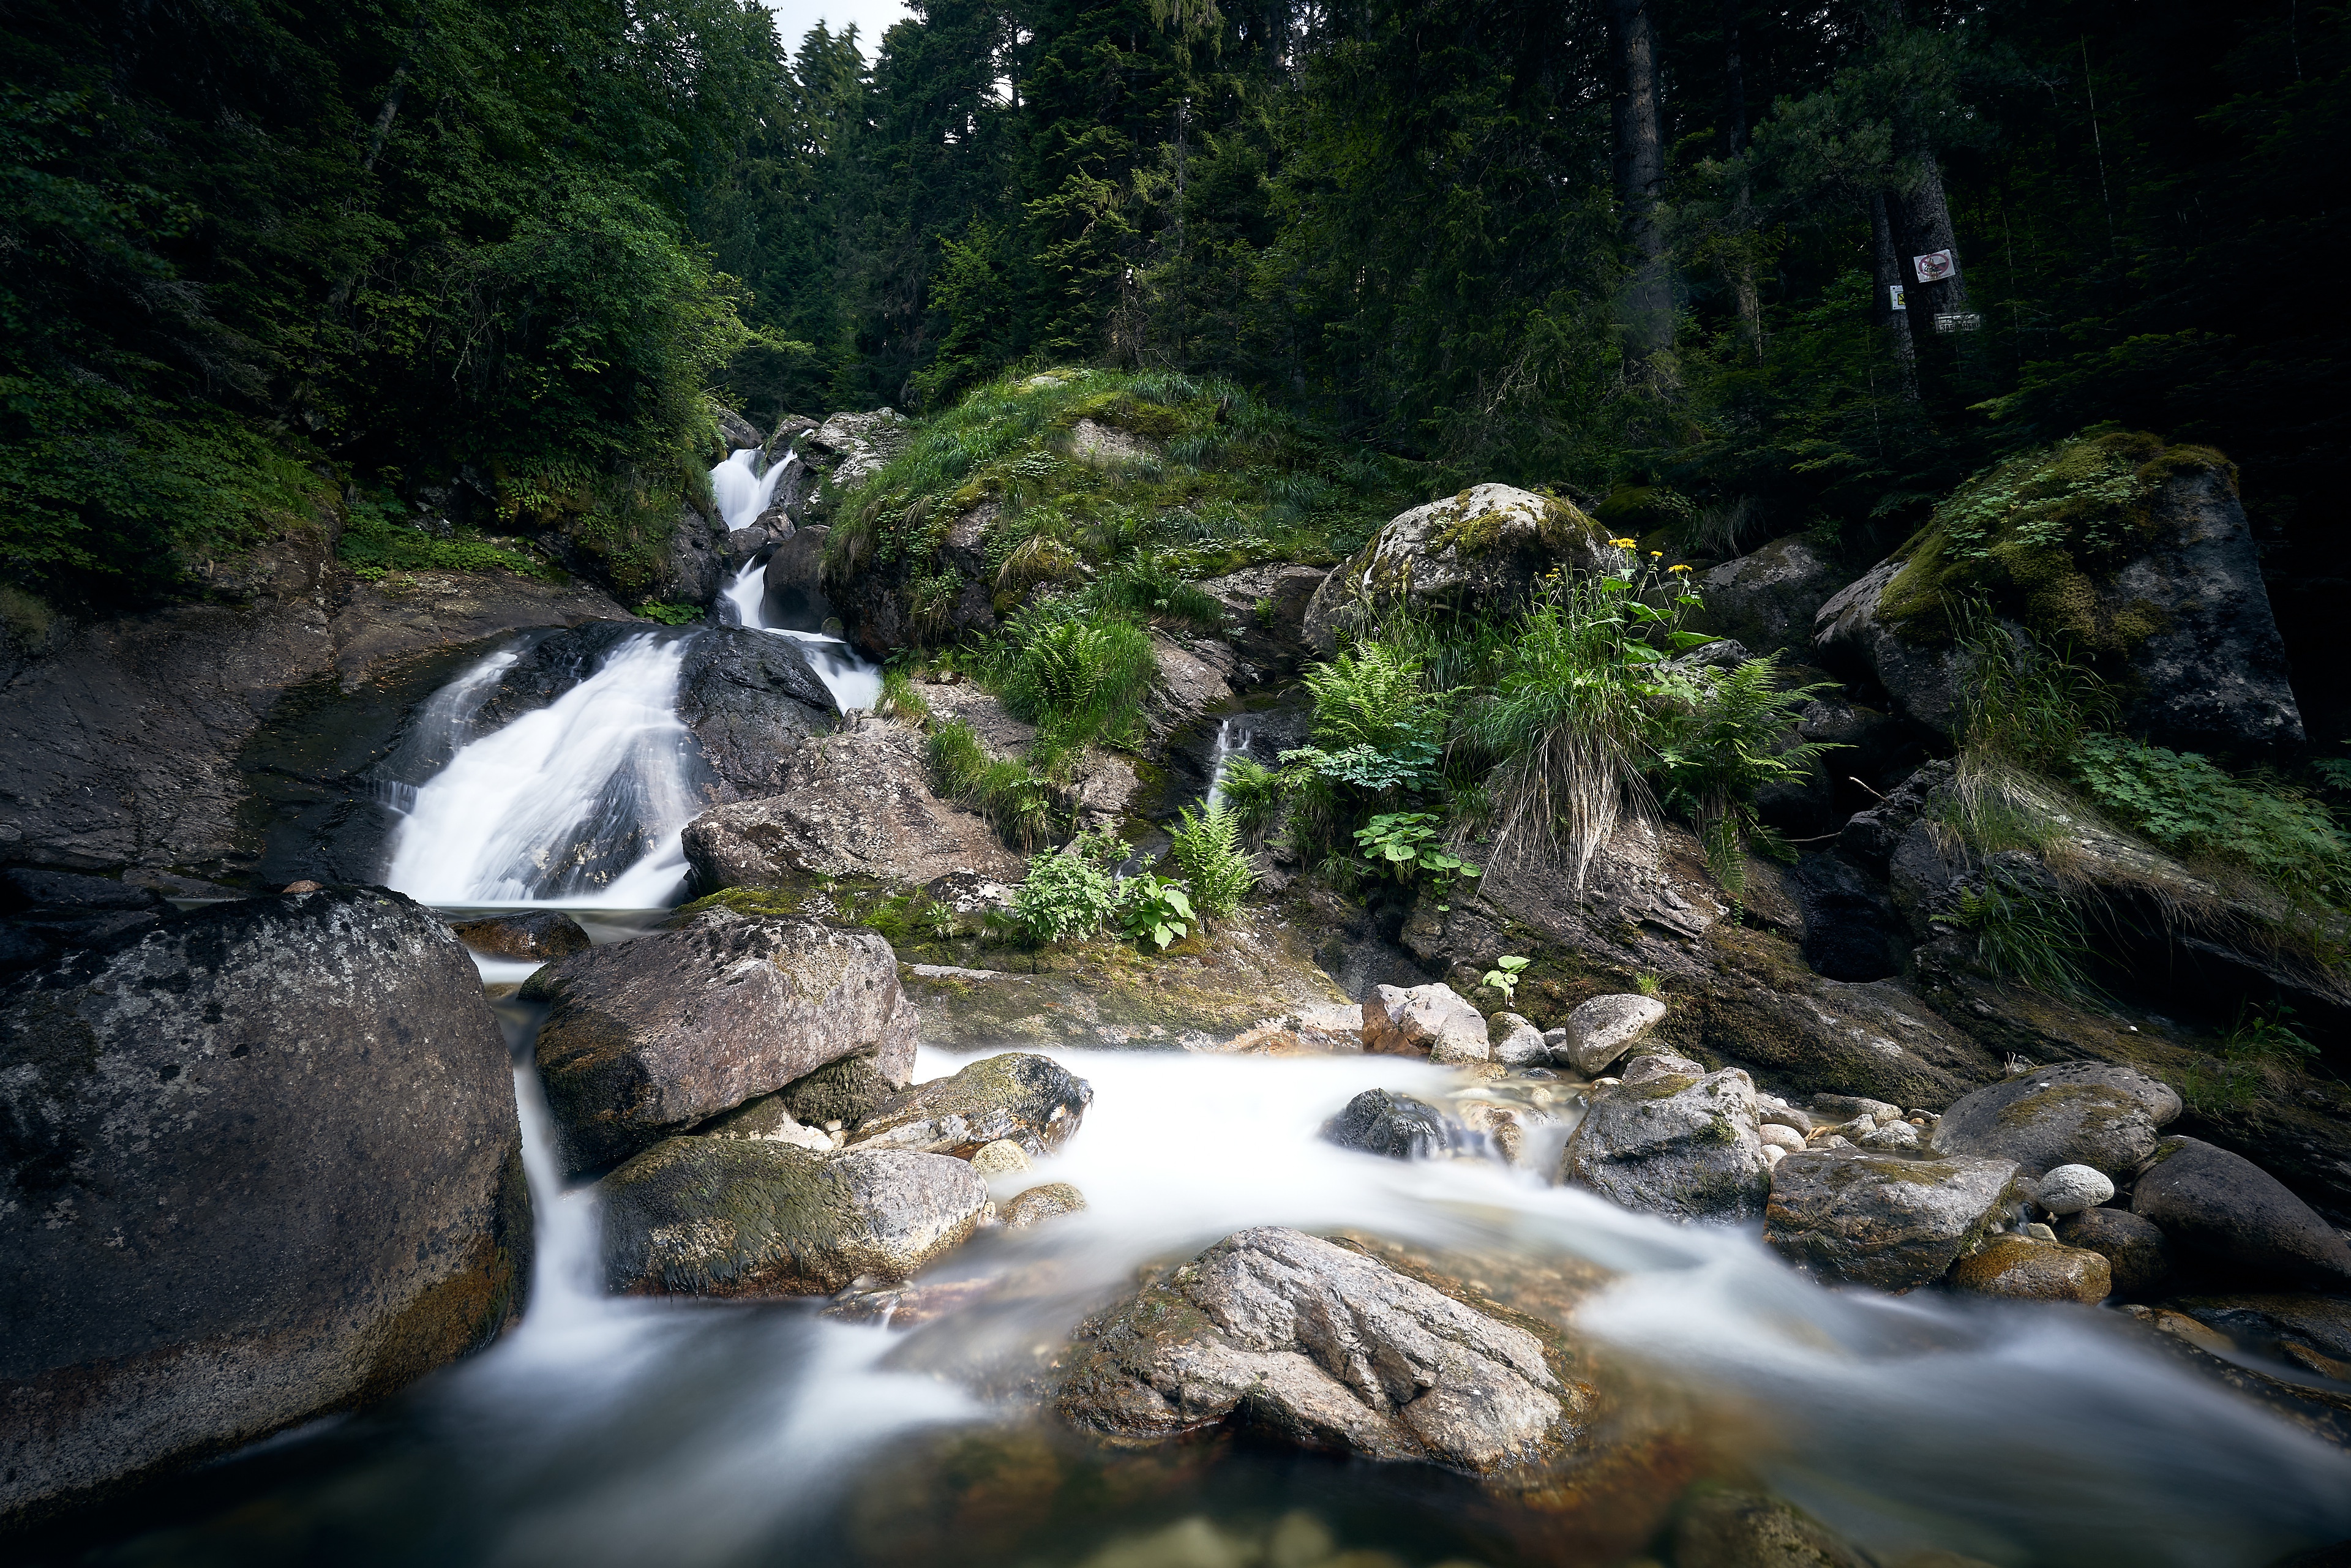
(1202, 716, 1254, 811)
(708, 445, 795, 533)
(714, 543, 882, 713)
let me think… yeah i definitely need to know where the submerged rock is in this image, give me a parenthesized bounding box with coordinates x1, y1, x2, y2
(2052, 1207, 2172, 1296)
(1002, 1182, 1089, 1229)
(2131, 1136, 2351, 1286)
(450, 909, 590, 962)
(1946, 1235, 2112, 1304)
(599, 1139, 986, 1296)
(1764, 1150, 2022, 1290)
(1362, 982, 1490, 1064)
(0, 888, 528, 1522)
(1321, 1089, 1456, 1160)
(1671, 1485, 1873, 1568)
(1558, 992, 1668, 1075)
(1559, 1059, 1772, 1223)
(1054, 1226, 1580, 1474)
(1930, 1061, 2181, 1179)
(525, 906, 917, 1176)
(847, 1052, 1093, 1160)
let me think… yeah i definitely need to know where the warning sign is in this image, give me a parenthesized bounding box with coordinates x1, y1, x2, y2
(1889, 284, 1907, 311)
(1913, 249, 1957, 283)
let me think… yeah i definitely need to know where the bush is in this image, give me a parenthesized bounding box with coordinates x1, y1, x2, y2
(1953, 874, 2093, 996)
(1212, 755, 1284, 846)
(1114, 872, 1193, 950)
(1009, 833, 1124, 943)
(1651, 653, 1837, 896)
(1092, 552, 1224, 632)
(927, 719, 1058, 850)
(996, 606, 1157, 752)
(1170, 804, 1257, 917)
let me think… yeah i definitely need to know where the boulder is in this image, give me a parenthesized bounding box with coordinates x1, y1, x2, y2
(523, 906, 918, 1176)
(779, 1052, 896, 1128)
(1835, 759, 1955, 876)
(2052, 1207, 2171, 1296)
(449, 909, 590, 962)
(1003, 1182, 1088, 1229)
(2132, 1137, 2351, 1286)
(695, 1090, 834, 1153)
(1671, 1485, 1873, 1568)
(1561, 1061, 1772, 1222)
(1558, 992, 1668, 1074)
(801, 409, 910, 498)
(1, 890, 528, 1522)
(1321, 1089, 1456, 1161)
(0, 869, 170, 972)
(1695, 535, 1849, 660)
(1054, 1227, 1580, 1474)
(2034, 1163, 2117, 1215)
(1362, 982, 1490, 1064)
(1489, 1011, 1550, 1067)
(1197, 561, 1330, 670)
(1930, 1061, 2181, 1179)
(681, 719, 1022, 896)
(1301, 484, 1608, 655)
(1765, 1150, 2022, 1289)
(761, 527, 836, 631)
(1946, 1235, 2112, 1304)
(846, 1052, 1093, 1160)
(713, 404, 763, 452)
(969, 1138, 1030, 1176)
(656, 501, 724, 607)
(599, 1139, 986, 1296)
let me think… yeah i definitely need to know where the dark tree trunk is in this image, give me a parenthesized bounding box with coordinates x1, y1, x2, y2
(1610, 0, 1671, 358)
(1870, 190, 1919, 397)
(1897, 146, 1968, 324)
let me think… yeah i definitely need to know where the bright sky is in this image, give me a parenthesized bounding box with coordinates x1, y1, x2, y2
(759, 0, 913, 59)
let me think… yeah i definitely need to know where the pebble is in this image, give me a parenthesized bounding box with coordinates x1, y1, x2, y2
(1760, 1123, 1807, 1153)
(2035, 1163, 2115, 1216)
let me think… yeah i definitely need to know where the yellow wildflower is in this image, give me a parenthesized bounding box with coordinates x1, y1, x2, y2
(1649, 550, 1663, 557)
(1668, 563, 1691, 574)
(1609, 537, 1637, 549)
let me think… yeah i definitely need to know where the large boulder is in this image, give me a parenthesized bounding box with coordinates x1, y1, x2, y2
(1363, 982, 1491, 1064)
(1559, 1059, 1772, 1222)
(1930, 1061, 2182, 1179)
(599, 1139, 986, 1296)
(761, 526, 836, 630)
(1054, 1227, 1580, 1475)
(0, 869, 171, 975)
(2132, 1136, 2351, 1286)
(1301, 484, 1608, 655)
(801, 409, 911, 501)
(654, 501, 726, 607)
(1558, 992, 1668, 1075)
(681, 718, 1023, 896)
(1694, 535, 1848, 659)
(846, 1052, 1093, 1160)
(523, 906, 918, 1176)
(1764, 1150, 2022, 1290)
(1, 889, 528, 1523)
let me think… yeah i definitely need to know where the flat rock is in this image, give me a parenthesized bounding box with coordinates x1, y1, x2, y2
(1946, 1235, 2112, 1303)
(449, 909, 590, 962)
(2052, 1207, 2171, 1296)
(599, 1139, 985, 1296)
(523, 906, 917, 1176)
(1930, 1061, 2181, 1179)
(1054, 1227, 1580, 1474)
(1560, 992, 1668, 1074)
(846, 1052, 1093, 1160)
(1363, 982, 1490, 1063)
(1321, 1089, 1456, 1160)
(2132, 1136, 2351, 1286)
(1561, 1063, 1772, 1222)
(1764, 1150, 2022, 1289)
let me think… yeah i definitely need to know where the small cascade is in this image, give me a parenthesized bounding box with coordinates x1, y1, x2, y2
(369, 643, 523, 816)
(708, 446, 795, 534)
(716, 554, 768, 629)
(713, 542, 882, 714)
(1203, 716, 1254, 811)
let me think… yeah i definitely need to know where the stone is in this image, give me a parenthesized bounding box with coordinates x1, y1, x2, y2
(1321, 1090, 1456, 1161)
(847, 1052, 1093, 1160)
(1002, 1182, 1088, 1230)
(1858, 1119, 1922, 1151)
(1054, 1227, 1581, 1474)
(523, 906, 918, 1176)
(1760, 1123, 1807, 1153)
(1300, 484, 1608, 655)
(1810, 1093, 1906, 1122)
(1794, 851, 1903, 982)
(713, 403, 763, 451)
(1489, 1011, 1550, 1067)
(761, 527, 836, 629)
(778, 1052, 896, 1128)
(2132, 1136, 2351, 1286)
(1930, 1061, 2182, 1179)
(802, 408, 911, 497)
(1694, 535, 1849, 660)
(1560, 1064, 1772, 1223)
(1619, 1049, 1708, 1087)
(599, 1139, 986, 1296)
(1946, 1236, 2112, 1304)
(449, 909, 590, 962)
(2035, 1163, 2116, 1215)
(1764, 1151, 2023, 1290)
(1362, 983, 1490, 1064)
(1558, 992, 1669, 1074)
(681, 719, 1024, 896)
(0, 889, 528, 1522)
(1671, 1485, 1872, 1568)
(2164, 1293, 2351, 1362)
(969, 1138, 1032, 1176)
(1835, 760, 1954, 877)
(2052, 1208, 2172, 1296)
(695, 1090, 835, 1153)
(1197, 561, 1330, 669)
(656, 501, 724, 606)
(1761, 1106, 1815, 1134)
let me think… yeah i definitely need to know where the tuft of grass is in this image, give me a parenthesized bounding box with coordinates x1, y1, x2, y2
(1952, 873, 2094, 996)
(994, 604, 1157, 754)
(926, 719, 1059, 850)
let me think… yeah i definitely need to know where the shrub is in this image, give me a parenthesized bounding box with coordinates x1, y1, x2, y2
(1010, 834, 1124, 944)
(1651, 653, 1839, 897)
(1092, 553, 1224, 632)
(996, 605, 1157, 752)
(1303, 640, 1446, 757)
(1213, 756, 1284, 846)
(1353, 811, 1481, 904)
(1114, 872, 1193, 950)
(927, 719, 1058, 850)
(1170, 803, 1256, 917)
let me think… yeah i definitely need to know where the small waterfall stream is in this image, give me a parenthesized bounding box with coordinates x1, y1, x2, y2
(1202, 716, 1253, 812)
(708, 445, 795, 533)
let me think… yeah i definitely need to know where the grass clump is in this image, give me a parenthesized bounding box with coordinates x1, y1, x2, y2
(927, 719, 1058, 850)
(992, 603, 1157, 757)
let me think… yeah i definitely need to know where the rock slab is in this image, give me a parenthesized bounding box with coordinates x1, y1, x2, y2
(1559, 992, 1668, 1074)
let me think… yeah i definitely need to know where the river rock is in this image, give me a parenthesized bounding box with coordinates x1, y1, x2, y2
(599, 1139, 986, 1296)
(1003, 1182, 1088, 1229)
(762, 527, 836, 629)
(1362, 982, 1490, 1064)
(2052, 1207, 2172, 1296)
(2035, 1163, 2116, 1215)
(846, 1052, 1093, 1160)
(1764, 1151, 2023, 1289)
(524, 906, 918, 1176)
(0, 888, 528, 1523)
(969, 1138, 1030, 1175)
(1930, 1061, 2181, 1178)
(449, 909, 590, 962)
(1054, 1227, 1578, 1474)
(1558, 992, 1668, 1074)
(1321, 1089, 1455, 1160)
(1760, 1123, 1807, 1153)
(1490, 1011, 1550, 1067)
(696, 1090, 834, 1152)
(779, 1052, 895, 1128)
(2131, 1136, 2351, 1286)
(1620, 1049, 1708, 1086)
(1858, 1118, 1922, 1151)
(1560, 1062, 1772, 1223)
(1946, 1235, 2112, 1304)
(1671, 1485, 1873, 1568)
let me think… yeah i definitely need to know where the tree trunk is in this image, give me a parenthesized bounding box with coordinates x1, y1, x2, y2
(1610, 0, 1672, 359)
(1723, 0, 1747, 156)
(1897, 146, 1968, 321)
(1870, 190, 1919, 397)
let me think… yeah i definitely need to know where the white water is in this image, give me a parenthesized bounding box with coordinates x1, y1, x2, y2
(714, 555, 883, 712)
(1202, 716, 1253, 812)
(383, 633, 699, 907)
(708, 446, 795, 533)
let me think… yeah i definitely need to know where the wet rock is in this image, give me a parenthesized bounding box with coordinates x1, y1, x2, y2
(1002, 1182, 1088, 1230)
(969, 1139, 1031, 1176)
(0, 868, 170, 969)
(1946, 1235, 2112, 1304)
(2165, 1293, 2351, 1363)
(1694, 536, 1848, 660)
(599, 1139, 986, 1296)
(1054, 1227, 1579, 1474)
(779, 1051, 896, 1128)
(1490, 1011, 1550, 1067)
(713, 403, 763, 452)
(524, 906, 918, 1176)
(1301, 484, 1608, 656)
(1362, 982, 1490, 1064)
(1795, 851, 1903, 982)
(0, 889, 528, 1521)
(1930, 1061, 2182, 1179)
(656, 501, 724, 606)
(801, 409, 912, 499)
(696, 1091, 834, 1153)
(1764, 1151, 2023, 1290)
(1321, 1089, 1455, 1161)
(2052, 1207, 2171, 1296)
(760, 527, 835, 629)
(847, 1052, 1093, 1160)
(1620, 1049, 1709, 1086)
(1671, 1484, 1873, 1568)
(1558, 992, 1668, 1074)
(1198, 561, 1330, 670)
(449, 909, 590, 962)
(1561, 1062, 1772, 1223)
(1858, 1118, 1923, 1152)
(2035, 1163, 2116, 1215)
(2132, 1136, 2351, 1286)
(672, 623, 848, 790)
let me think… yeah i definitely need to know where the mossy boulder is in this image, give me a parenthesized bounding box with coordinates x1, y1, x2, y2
(1946, 1234, 2112, 1304)
(1559, 1060, 1773, 1223)
(847, 1051, 1093, 1159)
(1764, 1150, 2023, 1290)
(1929, 1061, 2181, 1179)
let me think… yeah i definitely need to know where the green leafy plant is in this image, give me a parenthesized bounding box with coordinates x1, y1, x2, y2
(1116, 872, 1193, 950)
(1354, 812, 1482, 905)
(1009, 833, 1125, 944)
(996, 606, 1157, 754)
(1170, 803, 1257, 918)
(1482, 954, 1530, 1003)
(928, 720, 1059, 850)
(1212, 756, 1284, 846)
(636, 601, 704, 626)
(1651, 653, 1839, 898)
(2072, 733, 2351, 906)
(1952, 874, 2093, 996)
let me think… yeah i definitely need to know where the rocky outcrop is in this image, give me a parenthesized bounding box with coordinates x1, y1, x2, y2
(846, 1052, 1093, 1160)
(1054, 1227, 1582, 1475)
(1930, 1061, 2181, 1179)
(1694, 535, 1847, 659)
(523, 906, 918, 1176)
(1, 888, 528, 1523)
(2132, 1137, 2351, 1286)
(681, 718, 1022, 896)
(450, 910, 590, 962)
(599, 1139, 985, 1296)
(801, 410, 911, 502)
(1302, 484, 1608, 655)
(1321, 1089, 1457, 1160)
(669, 625, 846, 794)
(1559, 1059, 1772, 1222)
(653, 501, 726, 607)
(1764, 1151, 2022, 1289)
(0, 869, 171, 975)
(1198, 561, 1330, 676)
(1362, 982, 1490, 1064)
(1557, 993, 1668, 1075)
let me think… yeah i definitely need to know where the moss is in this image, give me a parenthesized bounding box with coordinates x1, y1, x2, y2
(669, 885, 812, 924)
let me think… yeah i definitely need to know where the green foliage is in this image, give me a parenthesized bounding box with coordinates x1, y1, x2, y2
(1169, 803, 1256, 918)
(995, 606, 1158, 756)
(1008, 831, 1127, 945)
(335, 493, 551, 580)
(1953, 874, 2093, 996)
(1212, 756, 1283, 847)
(1956, 613, 2117, 771)
(2072, 733, 2351, 906)
(1353, 812, 1481, 904)
(635, 602, 705, 626)
(1482, 955, 1530, 1004)
(1651, 654, 1840, 898)
(926, 719, 1057, 850)
(2183, 1002, 2322, 1116)
(1115, 872, 1194, 951)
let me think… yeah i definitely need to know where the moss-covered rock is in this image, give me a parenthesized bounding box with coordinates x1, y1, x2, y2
(1946, 1234, 2112, 1303)
(1560, 1062, 1774, 1223)
(1765, 1150, 2024, 1291)
(847, 1051, 1093, 1158)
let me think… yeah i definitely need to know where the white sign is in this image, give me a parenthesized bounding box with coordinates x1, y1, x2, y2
(1933, 311, 1983, 333)
(1889, 284, 1907, 311)
(1913, 249, 1956, 283)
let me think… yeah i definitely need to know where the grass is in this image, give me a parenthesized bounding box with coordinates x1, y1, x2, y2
(926, 720, 1059, 850)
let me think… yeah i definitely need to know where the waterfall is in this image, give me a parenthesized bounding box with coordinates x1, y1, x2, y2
(382, 631, 699, 907)
(714, 552, 883, 714)
(708, 446, 795, 534)
(1203, 716, 1253, 812)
